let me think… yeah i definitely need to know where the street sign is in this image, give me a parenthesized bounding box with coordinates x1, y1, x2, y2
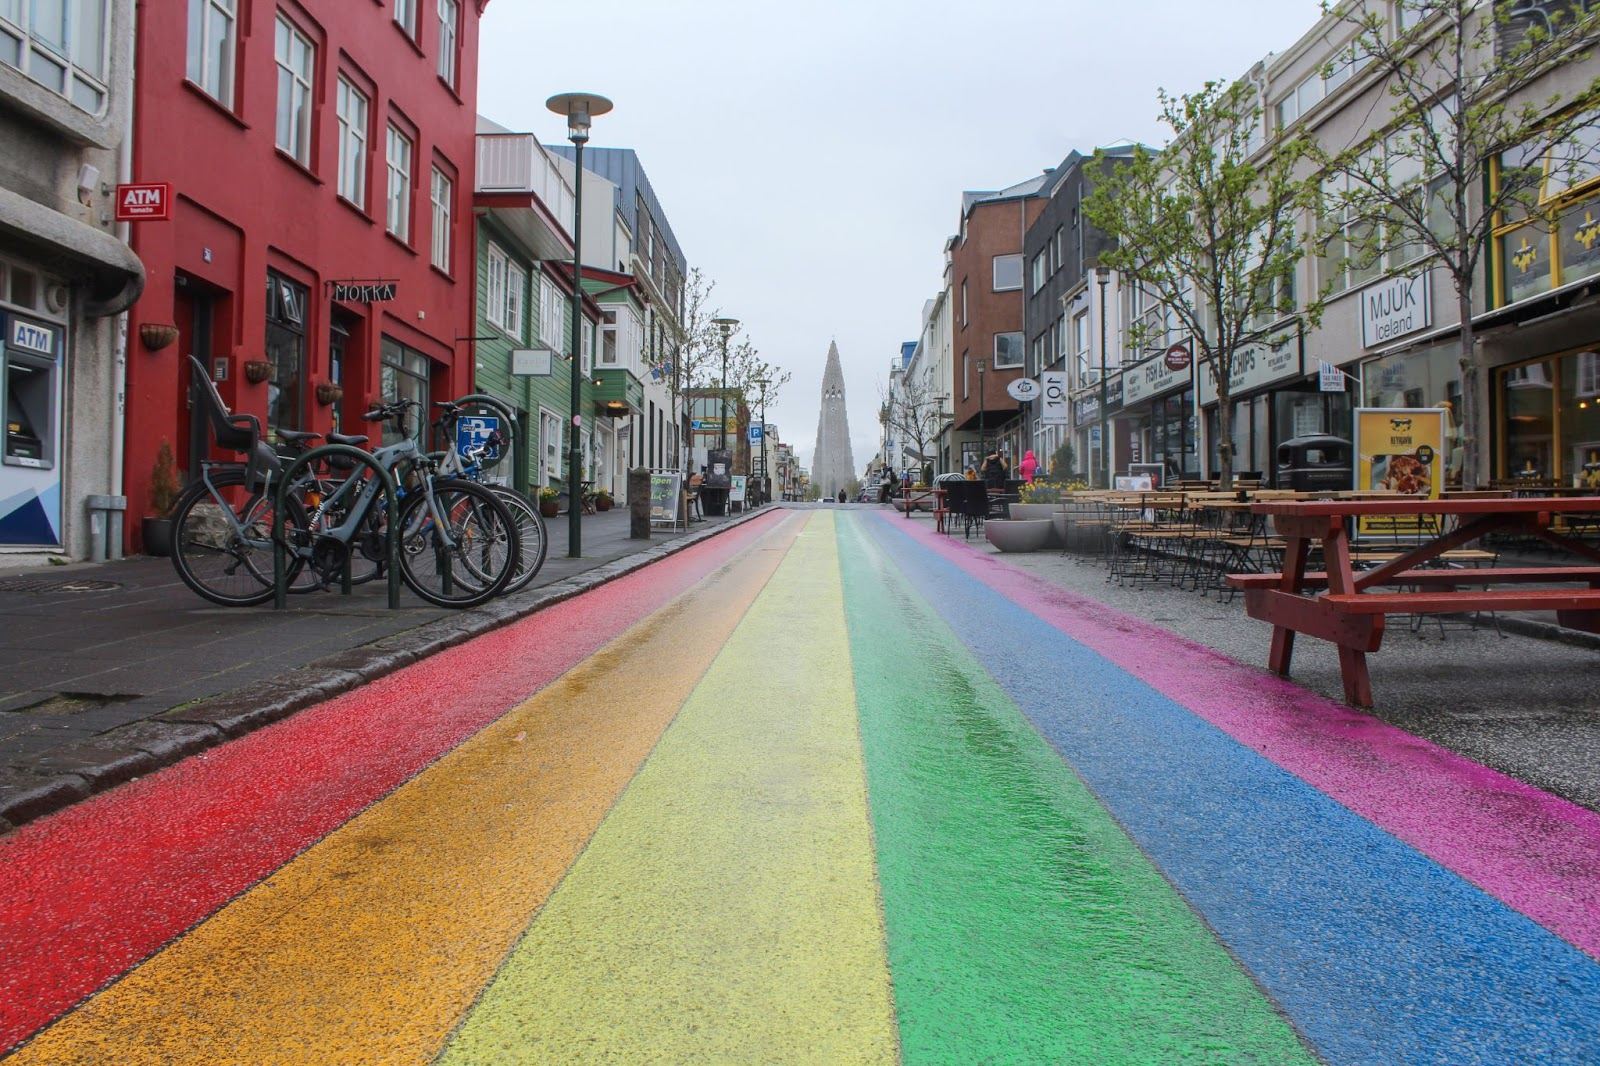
(115, 182, 170, 221)
(748, 423, 764, 444)
(692, 418, 723, 431)
(1006, 377, 1041, 402)
(455, 415, 502, 461)
(1040, 370, 1068, 426)
(1319, 360, 1346, 392)
(511, 348, 553, 376)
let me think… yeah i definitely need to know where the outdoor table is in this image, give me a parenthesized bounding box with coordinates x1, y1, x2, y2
(1226, 496, 1600, 706)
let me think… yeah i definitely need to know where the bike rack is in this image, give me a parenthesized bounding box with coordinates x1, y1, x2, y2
(272, 444, 402, 611)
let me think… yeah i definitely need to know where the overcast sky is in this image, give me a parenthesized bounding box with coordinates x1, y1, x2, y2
(478, 0, 1325, 472)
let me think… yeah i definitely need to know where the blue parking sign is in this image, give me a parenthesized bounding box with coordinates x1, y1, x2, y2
(748, 423, 764, 444)
(456, 415, 502, 461)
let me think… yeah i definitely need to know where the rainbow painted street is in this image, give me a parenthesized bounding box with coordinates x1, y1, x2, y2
(4, 508, 1600, 1064)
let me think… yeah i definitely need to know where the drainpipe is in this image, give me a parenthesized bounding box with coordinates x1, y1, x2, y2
(104, 0, 137, 560)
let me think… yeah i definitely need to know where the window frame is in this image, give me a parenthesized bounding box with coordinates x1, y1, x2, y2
(429, 164, 453, 272)
(992, 253, 1023, 292)
(185, 0, 237, 109)
(1491, 119, 1600, 307)
(394, 0, 418, 40)
(436, 0, 458, 88)
(335, 74, 369, 209)
(992, 331, 1024, 370)
(273, 13, 316, 167)
(385, 122, 414, 242)
(2, 0, 111, 114)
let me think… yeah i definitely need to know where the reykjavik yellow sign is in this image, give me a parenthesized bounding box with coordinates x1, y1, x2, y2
(1354, 407, 1447, 537)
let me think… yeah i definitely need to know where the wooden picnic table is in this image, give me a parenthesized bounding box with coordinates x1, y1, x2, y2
(1225, 496, 1600, 707)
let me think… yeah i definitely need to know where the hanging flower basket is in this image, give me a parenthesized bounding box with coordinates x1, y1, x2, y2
(315, 382, 344, 406)
(138, 323, 179, 352)
(243, 359, 272, 385)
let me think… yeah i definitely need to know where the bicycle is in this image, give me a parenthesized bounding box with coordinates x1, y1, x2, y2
(429, 397, 548, 594)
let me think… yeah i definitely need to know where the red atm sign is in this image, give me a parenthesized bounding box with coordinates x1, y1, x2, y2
(115, 182, 171, 221)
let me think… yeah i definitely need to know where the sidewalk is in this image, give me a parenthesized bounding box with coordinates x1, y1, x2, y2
(0, 505, 764, 830)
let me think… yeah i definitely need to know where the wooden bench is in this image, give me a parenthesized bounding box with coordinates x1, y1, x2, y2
(1226, 497, 1600, 706)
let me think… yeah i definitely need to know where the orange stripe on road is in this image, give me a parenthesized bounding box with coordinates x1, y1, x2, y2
(9, 513, 807, 1066)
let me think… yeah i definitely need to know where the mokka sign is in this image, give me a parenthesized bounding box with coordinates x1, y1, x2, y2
(331, 281, 398, 303)
(115, 182, 170, 221)
(1360, 271, 1431, 348)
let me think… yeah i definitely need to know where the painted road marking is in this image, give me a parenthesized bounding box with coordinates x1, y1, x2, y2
(0, 511, 792, 1055)
(879, 510, 1600, 961)
(863, 512, 1600, 1063)
(836, 517, 1314, 1064)
(440, 512, 898, 1064)
(6, 513, 807, 1065)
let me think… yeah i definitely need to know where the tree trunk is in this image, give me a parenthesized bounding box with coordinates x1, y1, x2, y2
(1216, 381, 1234, 491)
(1456, 287, 1480, 490)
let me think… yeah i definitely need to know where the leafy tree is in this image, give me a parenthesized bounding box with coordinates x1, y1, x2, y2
(1312, 0, 1600, 486)
(1086, 80, 1319, 487)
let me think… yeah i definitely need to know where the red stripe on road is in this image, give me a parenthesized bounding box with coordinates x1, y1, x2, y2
(0, 511, 790, 1053)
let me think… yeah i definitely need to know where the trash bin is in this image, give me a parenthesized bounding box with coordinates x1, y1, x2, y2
(1276, 435, 1352, 491)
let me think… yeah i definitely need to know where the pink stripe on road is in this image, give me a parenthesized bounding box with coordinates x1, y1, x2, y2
(876, 512, 1600, 960)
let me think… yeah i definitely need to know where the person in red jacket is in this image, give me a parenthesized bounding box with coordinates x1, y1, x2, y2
(1019, 449, 1039, 483)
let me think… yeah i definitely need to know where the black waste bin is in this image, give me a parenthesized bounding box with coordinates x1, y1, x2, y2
(1276, 434, 1352, 491)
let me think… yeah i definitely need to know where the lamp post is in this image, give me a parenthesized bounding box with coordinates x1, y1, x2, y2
(712, 318, 738, 454)
(547, 92, 612, 558)
(977, 358, 987, 470)
(1095, 264, 1111, 490)
(753, 376, 769, 504)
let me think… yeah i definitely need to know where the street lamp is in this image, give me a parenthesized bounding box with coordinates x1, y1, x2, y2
(547, 91, 612, 558)
(712, 317, 738, 454)
(977, 358, 987, 470)
(753, 376, 770, 504)
(1095, 264, 1110, 490)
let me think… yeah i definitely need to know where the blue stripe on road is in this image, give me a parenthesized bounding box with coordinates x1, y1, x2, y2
(860, 513, 1600, 1066)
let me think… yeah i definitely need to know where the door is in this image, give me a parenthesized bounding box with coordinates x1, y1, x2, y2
(174, 283, 215, 482)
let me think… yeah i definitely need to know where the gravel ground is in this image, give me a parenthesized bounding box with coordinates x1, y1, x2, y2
(947, 524, 1600, 814)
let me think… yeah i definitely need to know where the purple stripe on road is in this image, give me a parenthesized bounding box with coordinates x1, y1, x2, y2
(875, 512, 1600, 960)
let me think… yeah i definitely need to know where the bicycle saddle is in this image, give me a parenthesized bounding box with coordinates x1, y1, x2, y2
(277, 429, 322, 444)
(327, 432, 370, 447)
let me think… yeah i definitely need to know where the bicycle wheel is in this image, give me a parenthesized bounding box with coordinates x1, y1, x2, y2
(488, 486, 548, 594)
(396, 480, 519, 608)
(170, 468, 309, 607)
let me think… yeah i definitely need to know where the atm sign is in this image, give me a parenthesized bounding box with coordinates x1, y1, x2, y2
(115, 182, 171, 221)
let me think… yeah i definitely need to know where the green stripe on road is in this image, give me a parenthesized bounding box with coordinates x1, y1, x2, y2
(836, 514, 1313, 1065)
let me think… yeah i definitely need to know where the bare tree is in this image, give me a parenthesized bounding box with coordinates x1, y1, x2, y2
(666, 268, 724, 473)
(1313, 0, 1600, 486)
(880, 372, 944, 479)
(1086, 79, 1320, 487)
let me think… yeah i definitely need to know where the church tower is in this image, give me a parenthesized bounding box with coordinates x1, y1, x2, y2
(811, 341, 857, 499)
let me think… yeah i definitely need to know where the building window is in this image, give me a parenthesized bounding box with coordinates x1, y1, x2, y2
(601, 310, 618, 364)
(380, 338, 430, 445)
(993, 254, 1023, 292)
(265, 271, 308, 439)
(394, 0, 417, 38)
(993, 331, 1024, 369)
(1030, 252, 1047, 294)
(430, 166, 452, 272)
(1, 0, 109, 113)
(335, 76, 368, 208)
(436, 0, 457, 87)
(386, 124, 413, 241)
(185, 0, 236, 108)
(539, 275, 562, 349)
(485, 243, 507, 328)
(961, 280, 968, 326)
(504, 261, 526, 340)
(273, 15, 314, 166)
(1073, 310, 1090, 384)
(1493, 120, 1600, 307)
(540, 407, 563, 482)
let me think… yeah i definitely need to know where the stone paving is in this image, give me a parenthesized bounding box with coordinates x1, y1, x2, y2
(0, 505, 762, 829)
(898, 510, 1600, 814)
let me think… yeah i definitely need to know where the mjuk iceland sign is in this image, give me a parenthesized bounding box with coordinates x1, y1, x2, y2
(1360, 271, 1431, 349)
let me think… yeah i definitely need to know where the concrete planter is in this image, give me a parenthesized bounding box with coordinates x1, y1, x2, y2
(1051, 511, 1072, 548)
(1005, 504, 1062, 546)
(985, 519, 1052, 553)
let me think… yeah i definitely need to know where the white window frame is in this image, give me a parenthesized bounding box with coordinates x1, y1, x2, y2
(485, 244, 508, 329)
(505, 260, 526, 340)
(186, 0, 236, 108)
(601, 309, 619, 365)
(430, 166, 452, 272)
(3, 0, 110, 113)
(436, 0, 458, 87)
(539, 406, 563, 482)
(539, 275, 562, 349)
(386, 124, 413, 241)
(274, 14, 314, 165)
(992, 253, 1023, 292)
(335, 76, 368, 208)
(394, 0, 417, 38)
(993, 331, 1024, 369)
(1031, 252, 1047, 294)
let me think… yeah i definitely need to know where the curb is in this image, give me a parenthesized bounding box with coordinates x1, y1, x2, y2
(0, 508, 776, 835)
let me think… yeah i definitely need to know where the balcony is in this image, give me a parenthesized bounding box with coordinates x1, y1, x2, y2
(475, 133, 576, 261)
(593, 368, 644, 417)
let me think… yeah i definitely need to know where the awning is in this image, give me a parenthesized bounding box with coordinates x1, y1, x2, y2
(0, 185, 145, 317)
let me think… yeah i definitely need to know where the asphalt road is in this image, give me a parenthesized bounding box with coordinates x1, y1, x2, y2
(2, 507, 1597, 1063)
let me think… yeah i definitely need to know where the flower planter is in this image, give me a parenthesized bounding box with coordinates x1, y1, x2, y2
(984, 519, 1052, 553)
(243, 359, 272, 385)
(141, 516, 173, 557)
(138, 323, 179, 352)
(1006, 502, 1058, 522)
(538, 498, 560, 518)
(596, 496, 613, 512)
(315, 382, 344, 406)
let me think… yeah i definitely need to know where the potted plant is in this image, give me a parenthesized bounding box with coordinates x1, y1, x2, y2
(143, 440, 181, 556)
(595, 488, 614, 512)
(538, 485, 560, 518)
(315, 381, 343, 406)
(243, 359, 272, 385)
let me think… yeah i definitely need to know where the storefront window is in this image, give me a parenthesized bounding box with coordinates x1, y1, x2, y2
(1561, 351, 1600, 488)
(1502, 360, 1556, 479)
(265, 271, 306, 439)
(1493, 121, 1600, 306)
(379, 337, 430, 445)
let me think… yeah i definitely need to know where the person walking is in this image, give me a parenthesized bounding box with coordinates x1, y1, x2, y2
(1019, 449, 1039, 484)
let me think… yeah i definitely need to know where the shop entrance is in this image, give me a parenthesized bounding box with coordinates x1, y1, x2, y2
(174, 278, 219, 483)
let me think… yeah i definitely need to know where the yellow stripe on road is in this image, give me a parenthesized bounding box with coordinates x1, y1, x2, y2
(11, 514, 807, 1066)
(440, 511, 898, 1064)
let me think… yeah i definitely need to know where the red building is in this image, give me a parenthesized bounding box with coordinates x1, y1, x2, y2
(123, 0, 487, 547)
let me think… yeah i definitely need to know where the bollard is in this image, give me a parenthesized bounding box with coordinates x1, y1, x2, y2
(628, 467, 651, 540)
(85, 495, 127, 563)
